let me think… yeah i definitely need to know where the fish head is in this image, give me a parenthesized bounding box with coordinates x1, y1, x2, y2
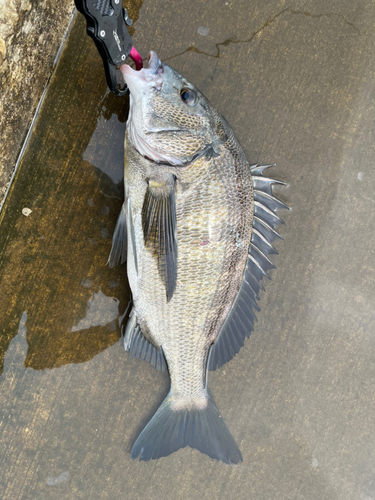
(120, 51, 219, 166)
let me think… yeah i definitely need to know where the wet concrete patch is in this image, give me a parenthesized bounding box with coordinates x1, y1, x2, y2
(0, 14, 135, 373)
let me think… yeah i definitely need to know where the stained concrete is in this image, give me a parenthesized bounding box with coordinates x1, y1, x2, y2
(1, 0, 375, 499)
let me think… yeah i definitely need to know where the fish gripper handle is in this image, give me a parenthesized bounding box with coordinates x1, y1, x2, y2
(74, 0, 134, 96)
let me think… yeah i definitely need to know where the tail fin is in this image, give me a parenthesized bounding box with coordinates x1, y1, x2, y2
(131, 392, 242, 464)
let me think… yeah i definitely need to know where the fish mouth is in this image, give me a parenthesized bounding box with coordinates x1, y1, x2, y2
(120, 50, 164, 93)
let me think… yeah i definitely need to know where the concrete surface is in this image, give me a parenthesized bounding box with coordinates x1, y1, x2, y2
(0, 0, 375, 499)
(0, 0, 76, 205)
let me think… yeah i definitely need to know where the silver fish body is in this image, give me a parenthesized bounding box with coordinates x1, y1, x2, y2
(108, 52, 287, 463)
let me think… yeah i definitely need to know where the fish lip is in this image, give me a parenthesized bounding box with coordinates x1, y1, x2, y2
(120, 64, 148, 83)
(147, 50, 162, 74)
(120, 51, 163, 93)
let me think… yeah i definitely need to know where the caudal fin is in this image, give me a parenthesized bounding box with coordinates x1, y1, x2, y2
(131, 392, 242, 464)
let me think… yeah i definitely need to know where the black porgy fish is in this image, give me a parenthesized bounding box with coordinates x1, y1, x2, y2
(108, 51, 288, 464)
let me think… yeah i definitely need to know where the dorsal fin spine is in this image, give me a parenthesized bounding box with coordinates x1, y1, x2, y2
(253, 216, 283, 240)
(248, 253, 271, 279)
(249, 243, 276, 267)
(251, 228, 278, 254)
(252, 175, 287, 186)
(254, 201, 285, 225)
(253, 189, 289, 211)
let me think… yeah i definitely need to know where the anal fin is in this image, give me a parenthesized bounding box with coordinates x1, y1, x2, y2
(122, 308, 167, 372)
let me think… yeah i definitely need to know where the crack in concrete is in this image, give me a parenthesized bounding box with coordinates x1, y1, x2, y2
(162, 8, 361, 63)
(362, 195, 375, 204)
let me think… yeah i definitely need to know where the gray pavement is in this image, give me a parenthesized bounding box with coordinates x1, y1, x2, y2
(0, 1, 375, 499)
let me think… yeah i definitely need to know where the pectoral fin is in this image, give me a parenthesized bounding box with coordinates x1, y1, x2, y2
(142, 179, 178, 302)
(107, 202, 127, 268)
(127, 197, 138, 274)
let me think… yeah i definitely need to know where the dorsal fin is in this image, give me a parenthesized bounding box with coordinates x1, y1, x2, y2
(209, 164, 289, 371)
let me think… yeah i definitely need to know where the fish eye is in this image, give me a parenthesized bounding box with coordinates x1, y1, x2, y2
(180, 88, 197, 106)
